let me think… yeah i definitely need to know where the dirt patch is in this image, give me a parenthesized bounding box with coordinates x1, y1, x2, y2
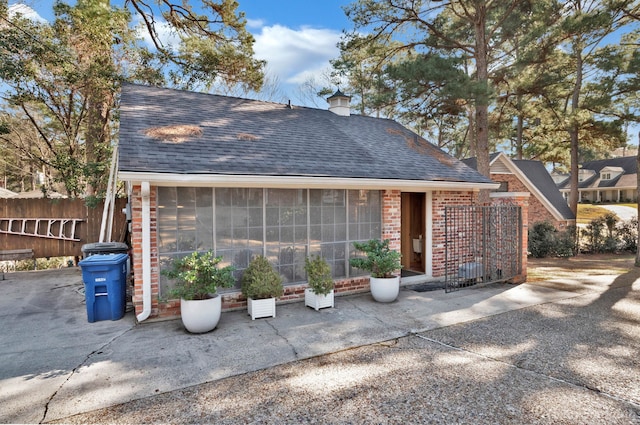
(527, 253, 637, 283)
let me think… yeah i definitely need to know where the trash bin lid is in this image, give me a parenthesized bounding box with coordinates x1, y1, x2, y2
(79, 253, 129, 266)
(82, 242, 129, 253)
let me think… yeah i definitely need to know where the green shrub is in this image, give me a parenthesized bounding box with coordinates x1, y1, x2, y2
(241, 256, 283, 300)
(582, 217, 606, 253)
(349, 239, 402, 278)
(304, 255, 334, 296)
(579, 214, 637, 254)
(555, 226, 576, 257)
(616, 217, 638, 252)
(161, 251, 235, 300)
(528, 221, 575, 258)
(528, 221, 557, 258)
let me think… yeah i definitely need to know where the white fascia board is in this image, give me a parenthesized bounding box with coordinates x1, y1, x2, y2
(117, 172, 500, 192)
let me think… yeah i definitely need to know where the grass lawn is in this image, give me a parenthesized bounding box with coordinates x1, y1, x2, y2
(576, 203, 638, 225)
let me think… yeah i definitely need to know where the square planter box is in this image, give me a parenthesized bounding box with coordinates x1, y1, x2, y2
(305, 288, 334, 311)
(247, 297, 276, 320)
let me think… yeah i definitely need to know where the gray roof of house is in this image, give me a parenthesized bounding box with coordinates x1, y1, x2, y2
(462, 154, 575, 220)
(557, 156, 638, 189)
(118, 84, 493, 184)
(513, 159, 575, 220)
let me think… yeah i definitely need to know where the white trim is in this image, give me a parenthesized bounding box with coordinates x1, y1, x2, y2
(490, 192, 530, 198)
(118, 172, 499, 192)
(425, 191, 433, 278)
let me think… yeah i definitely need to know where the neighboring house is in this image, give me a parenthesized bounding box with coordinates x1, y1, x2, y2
(557, 156, 637, 203)
(117, 83, 526, 322)
(464, 153, 575, 230)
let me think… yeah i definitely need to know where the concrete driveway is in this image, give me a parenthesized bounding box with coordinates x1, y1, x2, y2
(1, 259, 639, 424)
(601, 204, 638, 221)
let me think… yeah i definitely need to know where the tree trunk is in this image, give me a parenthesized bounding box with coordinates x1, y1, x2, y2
(636, 132, 640, 267)
(474, 3, 491, 205)
(568, 44, 583, 217)
(516, 97, 523, 160)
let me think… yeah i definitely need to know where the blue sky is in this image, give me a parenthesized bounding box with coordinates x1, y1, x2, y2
(8, 0, 354, 107)
(7, 1, 639, 146)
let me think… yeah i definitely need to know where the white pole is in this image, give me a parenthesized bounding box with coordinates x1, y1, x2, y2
(99, 145, 118, 242)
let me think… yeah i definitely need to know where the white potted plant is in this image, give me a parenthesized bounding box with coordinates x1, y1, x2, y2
(349, 239, 402, 303)
(241, 255, 284, 320)
(304, 255, 335, 311)
(162, 251, 235, 333)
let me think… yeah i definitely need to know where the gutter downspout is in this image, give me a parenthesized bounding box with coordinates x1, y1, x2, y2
(136, 181, 152, 322)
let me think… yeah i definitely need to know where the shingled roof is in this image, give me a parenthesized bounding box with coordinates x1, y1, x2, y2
(463, 153, 575, 221)
(117, 84, 493, 186)
(572, 156, 637, 190)
(512, 159, 575, 220)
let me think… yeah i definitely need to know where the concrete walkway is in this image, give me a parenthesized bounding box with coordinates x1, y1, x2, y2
(1, 266, 638, 423)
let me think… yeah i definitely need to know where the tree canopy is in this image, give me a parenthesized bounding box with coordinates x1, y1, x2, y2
(333, 0, 640, 209)
(0, 0, 264, 198)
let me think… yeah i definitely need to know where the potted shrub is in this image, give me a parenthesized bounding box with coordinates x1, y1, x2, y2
(162, 251, 235, 333)
(304, 255, 335, 311)
(349, 239, 402, 303)
(241, 255, 284, 320)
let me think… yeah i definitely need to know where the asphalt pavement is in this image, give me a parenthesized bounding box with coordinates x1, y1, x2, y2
(1, 264, 639, 424)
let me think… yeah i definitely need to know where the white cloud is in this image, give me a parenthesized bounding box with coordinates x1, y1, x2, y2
(133, 13, 181, 50)
(8, 4, 47, 22)
(253, 24, 341, 85)
(246, 18, 265, 29)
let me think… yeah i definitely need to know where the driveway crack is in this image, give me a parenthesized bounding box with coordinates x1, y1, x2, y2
(40, 326, 134, 424)
(265, 320, 298, 359)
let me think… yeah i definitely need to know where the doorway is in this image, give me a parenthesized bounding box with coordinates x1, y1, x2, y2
(400, 192, 426, 275)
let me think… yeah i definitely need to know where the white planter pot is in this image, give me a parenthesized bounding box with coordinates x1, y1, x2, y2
(247, 297, 276, 320)
(305, 288, 334, 311)
(180, 295, 222, 333)
(370, 276, 400, 303)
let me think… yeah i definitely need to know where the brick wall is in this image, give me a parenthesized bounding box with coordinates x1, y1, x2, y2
(431, 190, 476, 277)
(132, 186, 408, 321)
(130, 184, 161, 319)
(131, 185, 527, 321)
(382, 190, 401, 251)
(493, 173, 569, 230)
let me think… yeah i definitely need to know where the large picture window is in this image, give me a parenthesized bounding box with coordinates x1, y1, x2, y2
(157, 187, 381, 295)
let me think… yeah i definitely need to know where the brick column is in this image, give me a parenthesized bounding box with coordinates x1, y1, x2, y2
(130, 184, 160, 319)
(382, 190, 401, 251)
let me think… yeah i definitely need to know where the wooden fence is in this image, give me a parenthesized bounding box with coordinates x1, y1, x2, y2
(0, 198, 128, 258)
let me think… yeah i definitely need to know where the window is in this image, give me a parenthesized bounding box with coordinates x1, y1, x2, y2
(157, 188, 382, 294)
(494, 182, 508, 192)
(265, 189, 307, 283)
(601, 172, 611, 180)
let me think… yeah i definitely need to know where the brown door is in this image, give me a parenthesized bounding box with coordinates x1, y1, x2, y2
(400, 193, 425, 274)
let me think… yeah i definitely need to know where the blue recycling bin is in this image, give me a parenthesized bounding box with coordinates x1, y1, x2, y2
(79, 253, 128, 322)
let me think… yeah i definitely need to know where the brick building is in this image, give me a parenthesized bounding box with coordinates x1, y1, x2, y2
(465, 153, 575, 230)
(118, 84, 527, 322)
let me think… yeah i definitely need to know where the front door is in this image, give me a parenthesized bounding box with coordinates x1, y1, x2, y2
(400, 192, 425, 275)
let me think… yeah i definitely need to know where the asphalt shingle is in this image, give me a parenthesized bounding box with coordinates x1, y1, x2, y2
(118, 84, 493, 184)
